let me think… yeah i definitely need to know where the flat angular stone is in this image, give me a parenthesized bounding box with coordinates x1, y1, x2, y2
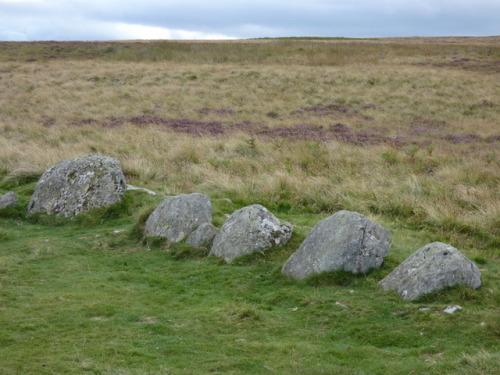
(0, 192, 18, 209)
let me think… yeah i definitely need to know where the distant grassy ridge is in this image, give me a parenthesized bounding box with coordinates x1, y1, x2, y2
(1, 37, 499, 65)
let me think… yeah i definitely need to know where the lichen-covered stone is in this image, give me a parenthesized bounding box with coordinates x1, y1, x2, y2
(186, 222, 219, 250)
(379, 242, 481, 300)
(210, 204, 292, 262)
(27, 155, 126, 217)
(144, 193, 212, 243)
(0, 192, 18, 209)
(282, 210, 391, 280)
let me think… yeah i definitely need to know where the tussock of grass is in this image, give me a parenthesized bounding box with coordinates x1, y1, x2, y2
(168, 241, 210, 260)
(458, 349, 500, 375)
(128, 206, 157, 241)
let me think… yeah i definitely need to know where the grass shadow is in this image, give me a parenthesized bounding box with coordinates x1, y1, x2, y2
(305, 269, 366, 287)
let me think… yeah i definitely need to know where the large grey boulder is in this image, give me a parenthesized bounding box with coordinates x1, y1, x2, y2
(144, 193, 212, 243)
(210, 204, 292, 262)
(186, 222, 219, 251)
(0, 192, 18, 209)
(379, 242, 482, 300)
(27, 155, 126, 217)
(282, 210, 391, 280)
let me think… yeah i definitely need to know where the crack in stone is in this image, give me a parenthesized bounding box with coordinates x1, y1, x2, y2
(356, 226, 368, 273)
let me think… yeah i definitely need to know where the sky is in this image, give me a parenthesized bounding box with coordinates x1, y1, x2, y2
(0, 0, 499, 41)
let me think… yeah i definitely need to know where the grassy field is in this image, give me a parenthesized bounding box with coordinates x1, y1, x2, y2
(0, 37, 499, 374)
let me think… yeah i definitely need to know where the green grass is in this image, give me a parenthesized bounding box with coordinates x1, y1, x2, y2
(1, 186, 499, 375)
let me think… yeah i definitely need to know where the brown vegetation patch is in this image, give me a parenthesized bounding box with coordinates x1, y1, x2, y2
(292, 104, 374, 121)
(198, 108, 236, 116)
(409, 119, 448, 130)
(255, 123, 397, 146)
(292, 104, 350, 115)
(62, 114, 499, 147)
(443, 133, 482, 144)
(433, 58, 500, 74)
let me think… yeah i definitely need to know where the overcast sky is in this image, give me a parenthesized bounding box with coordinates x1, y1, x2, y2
(1, 0, 499, 41)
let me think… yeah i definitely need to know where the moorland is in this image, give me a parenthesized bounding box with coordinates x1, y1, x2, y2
(0, 37, 499, 374)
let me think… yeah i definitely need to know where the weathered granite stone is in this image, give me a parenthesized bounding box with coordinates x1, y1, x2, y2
(186, 222, 219, 250)
(0, 192, 18, 209)
(144, 193, 212, 243)
(210, 204, 292, 262)
(282, 210, 391, 279)
(379, 242, 482, 300)
(27, 155, 126, 217)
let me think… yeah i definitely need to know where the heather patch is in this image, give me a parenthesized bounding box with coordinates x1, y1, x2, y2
(485, 135, 500, 143)
(127, 115, 227, 136)
(444, 133, 482, 144)
(409, 119, 447, 129)
(68, 115, 228, 136)
(63, 114, 497, 146)
(434, 57, 478, 68)
(301, 104, 350, 114)
(432, 57, 500, 74)
(292, 104, 375, 121)
(291, 104, 351, 118)
(409, 127, 435, 135)
(254, 123, 402, 146)
(198, 107, 236, 116)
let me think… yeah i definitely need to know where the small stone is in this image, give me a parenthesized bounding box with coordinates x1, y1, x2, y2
(144, 193, 212, 243)
(443, 305, 462, 314)
(0, 192, 18, 209)
(126, 184, 157, 196)
(186, 223, 219, 250)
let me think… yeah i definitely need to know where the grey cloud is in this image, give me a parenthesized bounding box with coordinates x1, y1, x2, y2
(0, 0, 498, 41)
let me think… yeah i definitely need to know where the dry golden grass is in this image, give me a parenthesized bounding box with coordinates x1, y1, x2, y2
(0, 38, 498, 247)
